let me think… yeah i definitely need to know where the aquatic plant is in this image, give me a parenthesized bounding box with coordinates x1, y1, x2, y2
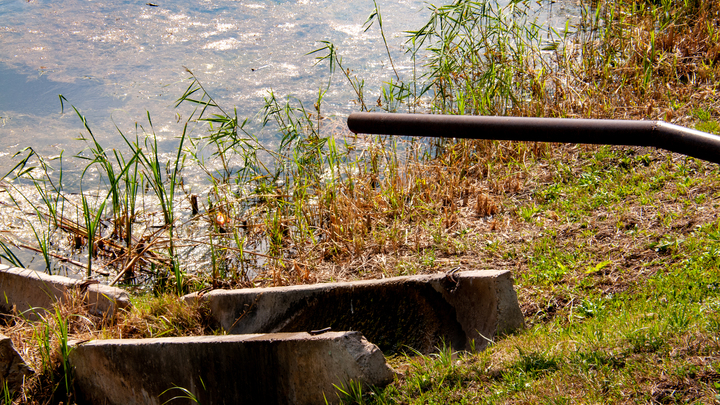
(0, 0, 718, 403)
(0, 0, 716, 297)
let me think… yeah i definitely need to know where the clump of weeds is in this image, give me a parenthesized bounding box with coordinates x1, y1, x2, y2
(1, 0, 720, 403)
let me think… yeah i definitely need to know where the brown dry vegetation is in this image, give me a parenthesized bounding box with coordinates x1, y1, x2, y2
(1, 0, 720, 403)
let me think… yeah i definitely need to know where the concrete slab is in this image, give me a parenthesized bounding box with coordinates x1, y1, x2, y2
(0, 334, 33, 393)
(0, 265, 131, 319)
(185, 270, 524, 353)
(69, 331, 393, 405)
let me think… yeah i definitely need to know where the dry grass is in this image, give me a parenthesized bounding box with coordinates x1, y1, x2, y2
(0, 0, 720, 403)
(0, 289, 217, 404)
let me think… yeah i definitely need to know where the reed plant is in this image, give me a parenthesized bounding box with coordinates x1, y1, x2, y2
(0, 1, 717, 295)
(1, 149, 66, 273)
(0, 239, 23, 268)
(0, 0, 715, 293)
(0, 0, 718, 403)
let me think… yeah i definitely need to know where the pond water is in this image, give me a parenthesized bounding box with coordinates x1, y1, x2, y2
(0, 0, 582, 172)
(0, 0, 584, 279)
(0, 0, 432, 169)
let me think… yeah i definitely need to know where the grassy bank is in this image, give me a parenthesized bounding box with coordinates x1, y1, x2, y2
(329, 0, 720, 402)
(337, 143, 720, 403)
(1, 0, 720, 403)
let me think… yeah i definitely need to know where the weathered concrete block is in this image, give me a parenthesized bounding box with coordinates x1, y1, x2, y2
(0, 264, 131, 319)
(70, 331, 393, 405)
(186, 270, 524, 353)
(0, 334, 33, 393)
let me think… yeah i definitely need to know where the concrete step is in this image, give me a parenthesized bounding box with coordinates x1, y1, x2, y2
(185, 270, 524, 353)
(0, 265, 130, 320)
(70, 331, 394, 405)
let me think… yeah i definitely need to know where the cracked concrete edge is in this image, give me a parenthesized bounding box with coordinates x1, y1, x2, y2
(0, 264, 131, 319)
(435, 270, 525, 350)
(493, 270, 526, 336)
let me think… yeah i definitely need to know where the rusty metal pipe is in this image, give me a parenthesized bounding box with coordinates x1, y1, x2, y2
(347, 112, 720, 164)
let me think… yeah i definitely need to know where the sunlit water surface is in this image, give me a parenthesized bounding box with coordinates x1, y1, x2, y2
(1, 0, 582, 166)
(0, 0, 440, 167)
(0, 0, 582, 278)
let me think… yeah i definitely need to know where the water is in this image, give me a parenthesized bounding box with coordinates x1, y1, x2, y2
(0, 0, 583, 172)
(0, 0, 584, 279)
(0, 0, 437, 170)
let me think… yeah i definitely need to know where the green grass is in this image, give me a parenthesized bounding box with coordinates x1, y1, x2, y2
(334, 146, 720, 403)
(0, 0, 719, 403)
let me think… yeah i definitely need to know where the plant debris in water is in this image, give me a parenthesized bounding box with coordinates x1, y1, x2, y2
(1, 0, 720, 403)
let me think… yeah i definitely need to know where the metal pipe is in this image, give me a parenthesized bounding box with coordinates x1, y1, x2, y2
(347, 112, 720, 164)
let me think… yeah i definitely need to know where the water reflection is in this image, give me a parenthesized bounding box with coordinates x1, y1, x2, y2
(0, 0, 584, 278)
(0, 0, 582, 169)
